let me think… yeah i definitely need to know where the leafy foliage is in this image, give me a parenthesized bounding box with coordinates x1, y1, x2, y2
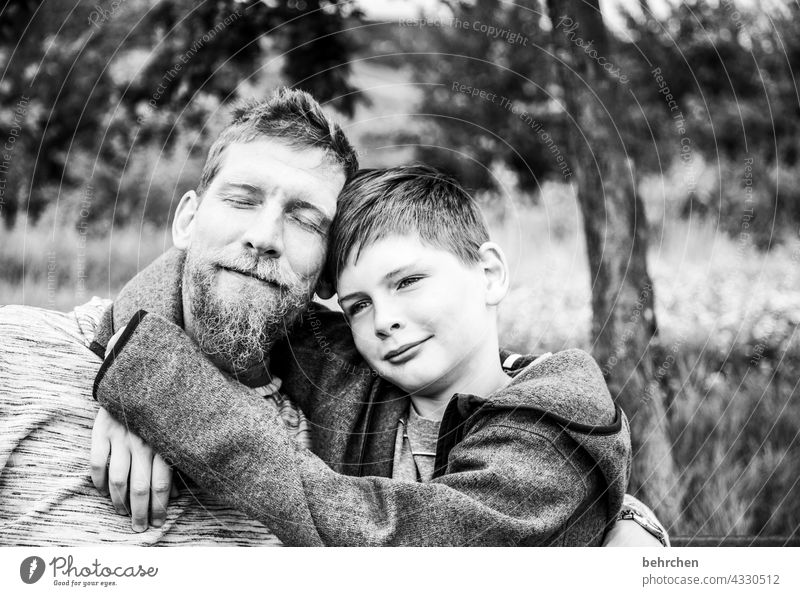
(0, 0, 362, 227)
(409, 0, 800, 242)
(409, 0, 561, 191)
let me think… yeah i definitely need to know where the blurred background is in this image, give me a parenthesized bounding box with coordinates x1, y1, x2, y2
(1, 0, 798, 543)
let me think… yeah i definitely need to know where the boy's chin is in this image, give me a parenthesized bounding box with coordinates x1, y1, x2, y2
(381, 372, 445, 398)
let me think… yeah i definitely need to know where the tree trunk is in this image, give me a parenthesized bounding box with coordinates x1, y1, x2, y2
(546, 0, 680, 524)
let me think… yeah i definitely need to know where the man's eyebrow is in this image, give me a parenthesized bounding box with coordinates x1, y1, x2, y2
(219, 182, 261, 194)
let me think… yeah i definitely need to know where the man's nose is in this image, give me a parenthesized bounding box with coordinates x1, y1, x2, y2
(241, 203, 284, 258)
(373, 300, 405, 339)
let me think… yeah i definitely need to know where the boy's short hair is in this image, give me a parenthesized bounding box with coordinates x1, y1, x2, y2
(197, 87, 359, 196)
(327, 165, 490, 282)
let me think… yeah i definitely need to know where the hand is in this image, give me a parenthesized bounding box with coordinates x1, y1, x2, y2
(603, 519, 664, 547)
(90, 407, 176, 532)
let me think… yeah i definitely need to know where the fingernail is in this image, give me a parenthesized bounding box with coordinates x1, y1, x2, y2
(132, 523, 147, 533)
(151, 518, 164, 528)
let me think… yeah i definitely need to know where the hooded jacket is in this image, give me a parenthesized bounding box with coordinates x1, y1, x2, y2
(93, 249, 631, 546)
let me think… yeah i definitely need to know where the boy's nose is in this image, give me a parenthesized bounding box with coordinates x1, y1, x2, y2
(373, 305, 404, 339)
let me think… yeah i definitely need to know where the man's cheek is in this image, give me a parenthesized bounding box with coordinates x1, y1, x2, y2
(285, 235, 326, 279)
(193, 206, 233, 245)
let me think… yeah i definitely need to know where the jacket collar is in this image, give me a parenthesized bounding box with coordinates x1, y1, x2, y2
(352, 379, 408, 477)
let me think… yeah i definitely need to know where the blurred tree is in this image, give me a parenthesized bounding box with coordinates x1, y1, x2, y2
(0, 0, 121, 224)
(0, 0, 362, 227)
(414, 0, 561, 192)
(545, 0, 679, 523)
(412, 0, 800, 239)
(620, 0, 800, 240)
(622, 0, 795, 164)
(280, 0, 361, 115)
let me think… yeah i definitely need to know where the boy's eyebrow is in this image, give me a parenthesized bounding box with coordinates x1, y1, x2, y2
(337, 290, 365, 304)
(383, 263, 417, 280)
(339, 261, 425, 304)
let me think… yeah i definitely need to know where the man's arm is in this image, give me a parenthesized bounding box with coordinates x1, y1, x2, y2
(604, 495, 670, 546)
(94, 311, 614, 546)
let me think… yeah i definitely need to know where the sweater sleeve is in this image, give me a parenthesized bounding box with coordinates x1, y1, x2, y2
(94, 312, 604, 546)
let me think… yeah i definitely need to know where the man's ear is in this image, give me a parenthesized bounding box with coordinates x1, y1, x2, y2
(315, 274, 336, 300)
(172, 190, 200, 249)
(478, 242, 509, 306)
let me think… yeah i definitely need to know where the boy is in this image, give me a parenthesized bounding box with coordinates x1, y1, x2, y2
(93, 166, 637, 546)
(328, 165, 631, 541)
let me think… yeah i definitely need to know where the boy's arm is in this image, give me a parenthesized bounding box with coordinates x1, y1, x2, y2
(94, 311, 610, 546)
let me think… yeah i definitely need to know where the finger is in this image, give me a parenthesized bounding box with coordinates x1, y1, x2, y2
(149, 454, 173, 528)
(90, 411, 112, 496)
(108, 440, 131, 516)
(128, 435, 154, 533)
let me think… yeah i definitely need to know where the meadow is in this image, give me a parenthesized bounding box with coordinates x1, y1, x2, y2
(488, 180, 800, 540)
(1, 173, 798, 541)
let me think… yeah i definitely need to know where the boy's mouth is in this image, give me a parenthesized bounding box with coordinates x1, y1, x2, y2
(383, 337, 432, 363)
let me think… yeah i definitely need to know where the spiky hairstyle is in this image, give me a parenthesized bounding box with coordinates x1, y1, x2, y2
(197, 87, 358, 195)
(327, 165, 490, 284)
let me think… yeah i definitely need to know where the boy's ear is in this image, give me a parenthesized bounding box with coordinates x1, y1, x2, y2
(478, 242, 509, 306)
(172, 190, 200, 249)
(315, 274, 336, 300)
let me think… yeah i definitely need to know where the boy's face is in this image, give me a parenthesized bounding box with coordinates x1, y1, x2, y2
(337, 235, 496, 398)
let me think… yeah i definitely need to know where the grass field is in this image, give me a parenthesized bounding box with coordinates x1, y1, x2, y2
(0, 216, 171, 312)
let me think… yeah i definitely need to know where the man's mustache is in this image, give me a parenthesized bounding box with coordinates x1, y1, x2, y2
(212, 250, 304, 291)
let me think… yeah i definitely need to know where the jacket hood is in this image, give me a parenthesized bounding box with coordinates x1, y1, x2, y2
(491, 349, 618, 423)
(440, 348, 632, 521)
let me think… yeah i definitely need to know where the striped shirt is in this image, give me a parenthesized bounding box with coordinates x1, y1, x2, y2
(0, 297, 306, 546)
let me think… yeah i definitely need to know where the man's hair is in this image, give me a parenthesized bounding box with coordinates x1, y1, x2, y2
(197, 87, 359, 195)
(327, 164, 490, 282)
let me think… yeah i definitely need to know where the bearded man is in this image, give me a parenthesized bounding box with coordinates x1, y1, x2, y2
(0, 88, 352, 545)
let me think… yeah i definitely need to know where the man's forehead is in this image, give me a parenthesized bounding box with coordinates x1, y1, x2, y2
(219, 139, 344, 183)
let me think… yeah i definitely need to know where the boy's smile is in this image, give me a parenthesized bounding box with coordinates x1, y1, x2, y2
(383, 336, 433, 364)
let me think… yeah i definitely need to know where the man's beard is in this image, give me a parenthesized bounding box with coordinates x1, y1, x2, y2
(183, 244, 313, 373)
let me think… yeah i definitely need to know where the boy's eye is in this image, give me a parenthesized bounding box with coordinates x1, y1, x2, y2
(347, 299, 371, 317)
(397, 276, 423, 290)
